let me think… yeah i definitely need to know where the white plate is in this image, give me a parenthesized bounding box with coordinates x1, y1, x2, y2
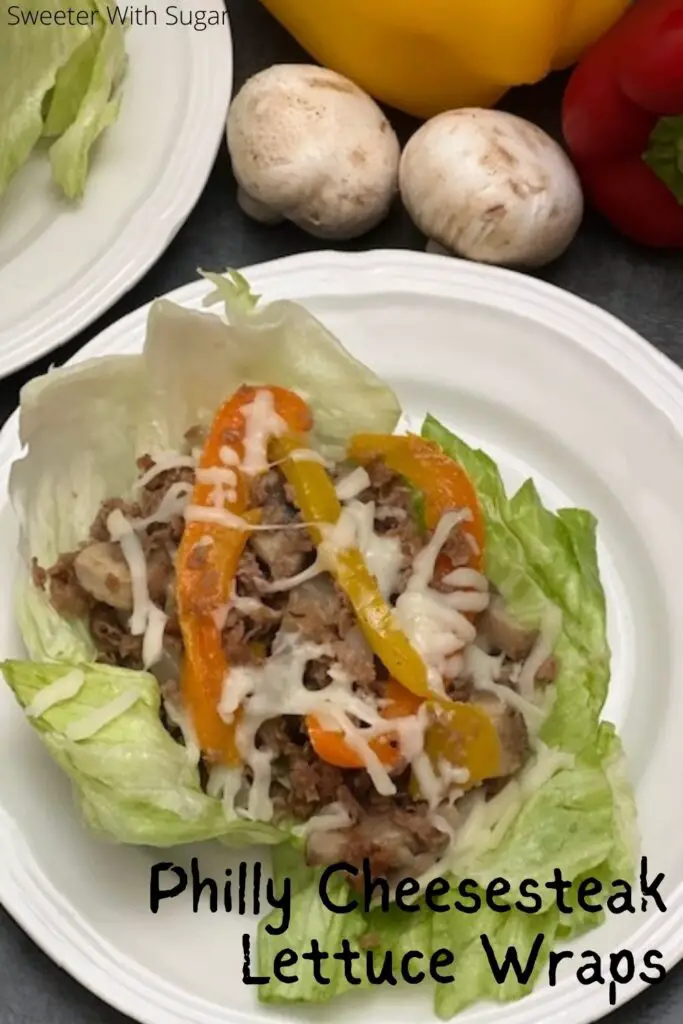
(0, 0, 233, 379)
(0, 249, 682, 1024)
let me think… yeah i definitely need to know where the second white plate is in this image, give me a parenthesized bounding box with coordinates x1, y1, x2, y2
(0, 0, 233, 379)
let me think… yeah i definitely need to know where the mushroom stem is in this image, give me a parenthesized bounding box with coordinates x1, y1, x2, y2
(236, 187, 284, 226)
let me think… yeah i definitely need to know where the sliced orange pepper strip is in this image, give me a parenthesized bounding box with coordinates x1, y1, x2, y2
(307, 680, 501, 785)
(306, 680, 421, 769)
(177, 385, 312, 765)
(347, 434, 485, 570)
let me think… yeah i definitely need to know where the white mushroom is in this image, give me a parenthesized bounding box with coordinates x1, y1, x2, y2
(227, 64, 401, 241)
(399, 109, 584, 268)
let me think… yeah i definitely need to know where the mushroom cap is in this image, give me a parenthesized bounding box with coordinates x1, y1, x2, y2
(399, 109, 584, 268)
(227, 64, 400, 241)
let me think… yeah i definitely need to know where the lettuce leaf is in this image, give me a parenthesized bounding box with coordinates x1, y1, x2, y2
(200, 270, 402, 458)
(0, 0, 89, 196)
(49, 16, 128, 200)
(42, 7, 103, 138)
(256, 415, 637, 1016)
(4, 273, 403, 846)
(421, 414, 611, 757)
(0, 0, 127, 200)
(257, 864, 367, 1003)
(1, 659, 289, 847)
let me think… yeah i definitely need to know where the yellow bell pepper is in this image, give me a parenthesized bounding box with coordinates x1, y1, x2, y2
(271, 432, 431, 697)
(258, 0, 631, 119)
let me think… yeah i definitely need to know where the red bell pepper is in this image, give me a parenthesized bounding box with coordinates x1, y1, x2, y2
(562, 0, 683, 247)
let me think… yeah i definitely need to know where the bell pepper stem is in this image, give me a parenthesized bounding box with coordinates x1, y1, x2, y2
(643, 116, 683, 204)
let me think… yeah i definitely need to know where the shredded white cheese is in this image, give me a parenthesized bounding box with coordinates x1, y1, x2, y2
(163, 690, 201, 765)
(107, 509, 151, 636)
(442, 567, 489, 591)
(292, 802, 353, 837)
(280, 449, 330, 467)
(65, 689, 142, 741)
(394, 512, 477, 694)
(517, 604, 563, 699)
(196, 466, 238, 488)
(219, 446, 240, 466)
(134, 452, 196, 491)
(240, 390, 288, 476)
(207, 763, 250, 823)
(463, 645, 546, 731)
(335, 466, 371, 502)
(25, 669, 85, 718)
(142, 605, 168, 670)
(260, 556, 325, 594)
(185, 505, 250, 531)
(184, 505, 317, 535)
(132, 482, 193, 529)
(318, 500, 403, 600)
(219, 630, 396, 820)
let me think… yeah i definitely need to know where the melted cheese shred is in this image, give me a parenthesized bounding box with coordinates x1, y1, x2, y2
(122, 412, 566, 837)
(329, 499, 403, 600)
(132, 482, 192, 529)
(107, 509, 152, 636)
(65, 689, 143, 741)
(335, 466, 371, 502)
(25, 669, 85, 718)
(218, 630, 400, 820)
(162, 689, 201, 765)
(107, 509, 167, 669)
(134, 451, 196, 490)
(240, 390, 288, 476)
(142, 605, 168, 670)
(517, 604, 563, 699)
(394, 510, 483, 694)
(463, 645, 546, 732)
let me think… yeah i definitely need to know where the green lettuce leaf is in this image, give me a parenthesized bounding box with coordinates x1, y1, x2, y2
(1, 659, 289, 847)
(0, 1, 89, 196)
(49, 17, 128, 199)
(421, 414, 611, 757)
(434, 901, 559, 1019)
(42, 11, 103, 138)
(200, 269, 402, 457)
(257, 867, 367, 1003)
(0, 0, 127, 200)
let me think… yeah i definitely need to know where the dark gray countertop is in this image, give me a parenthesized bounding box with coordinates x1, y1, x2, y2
(1, 1, 683, 1021)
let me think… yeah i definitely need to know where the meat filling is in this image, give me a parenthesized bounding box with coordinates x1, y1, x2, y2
(36, 439, 560, 882)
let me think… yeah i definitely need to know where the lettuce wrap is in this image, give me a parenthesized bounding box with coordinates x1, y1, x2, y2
(1, 270, 637, 1017)
(255, 419, 637, 1016)
(4, 270, 401, 847)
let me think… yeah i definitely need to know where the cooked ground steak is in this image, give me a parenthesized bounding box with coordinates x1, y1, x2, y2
(35, 443, 558, 880)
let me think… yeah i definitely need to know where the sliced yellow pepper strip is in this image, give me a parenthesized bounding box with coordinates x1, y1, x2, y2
(271, 432, 431, 699)
(425, 703, 502, 786)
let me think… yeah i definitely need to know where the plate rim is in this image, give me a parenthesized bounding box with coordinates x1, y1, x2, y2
(1, 248, 682, 1024)
(0, 0, 233, 381)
